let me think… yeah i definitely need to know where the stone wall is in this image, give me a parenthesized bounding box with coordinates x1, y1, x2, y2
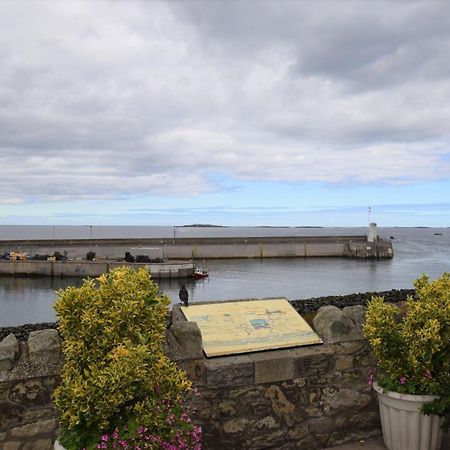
(168, 304, 380, 450)
(2, 302, 381, 450)
(0, 330, 62, 450)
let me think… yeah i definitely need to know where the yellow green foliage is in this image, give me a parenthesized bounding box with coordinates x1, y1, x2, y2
(53, 267, 193, 449)
(364, 273, 450, 427)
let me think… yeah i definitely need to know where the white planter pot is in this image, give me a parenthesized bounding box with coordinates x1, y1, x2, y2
(54, 440, 66, 450)
(373, 382, 443, 450)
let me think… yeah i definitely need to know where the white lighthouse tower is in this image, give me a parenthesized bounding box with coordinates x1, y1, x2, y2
(368, 222, 377, 243)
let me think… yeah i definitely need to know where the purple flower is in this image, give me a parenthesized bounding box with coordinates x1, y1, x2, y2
(399, 376, 407, 385)
(137, 426, 148, 435)
(101, 434, 109, 442)
(181, 412, 191, 423)
(423, 370, 432, 379)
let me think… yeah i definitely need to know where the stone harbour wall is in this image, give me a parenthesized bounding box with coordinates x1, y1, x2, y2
(0, 330, 62, 450)
(0, 235, 393, 261)
(1, 302, 382, 450)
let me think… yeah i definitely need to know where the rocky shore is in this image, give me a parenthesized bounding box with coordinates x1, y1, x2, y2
(0, 288, 415, 342)
(291, 288, 415, 314)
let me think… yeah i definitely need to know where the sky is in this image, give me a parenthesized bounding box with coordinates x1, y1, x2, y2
(1, 0, 450, 227)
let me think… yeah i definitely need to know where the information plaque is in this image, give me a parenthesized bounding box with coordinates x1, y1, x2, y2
(181, 298, 322, 357)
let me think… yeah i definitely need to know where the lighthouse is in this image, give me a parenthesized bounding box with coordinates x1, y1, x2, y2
(368, 222, 377, 243)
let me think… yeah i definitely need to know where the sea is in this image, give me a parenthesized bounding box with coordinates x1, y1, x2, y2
(0, 225, 449, 327)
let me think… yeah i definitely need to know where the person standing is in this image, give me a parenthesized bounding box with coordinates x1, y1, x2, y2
(179, 285, 189, 307)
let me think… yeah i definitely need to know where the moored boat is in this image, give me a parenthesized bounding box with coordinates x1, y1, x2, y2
(193, 268, 208, 279)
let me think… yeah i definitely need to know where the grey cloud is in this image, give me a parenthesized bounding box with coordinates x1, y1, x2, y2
(174, 1, 450, 89)
(0, 1, 450, 204)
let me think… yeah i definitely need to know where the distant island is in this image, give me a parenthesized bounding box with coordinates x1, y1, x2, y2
(181, 224, 226, 227)
(295, 226, 323, 228)
(255, 226, 323, 229)
(181, 224, 324, 228)
(256, 225, 290, 228)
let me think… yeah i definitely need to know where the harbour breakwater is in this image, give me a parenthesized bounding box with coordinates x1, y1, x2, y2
(0, 235, 393, 278)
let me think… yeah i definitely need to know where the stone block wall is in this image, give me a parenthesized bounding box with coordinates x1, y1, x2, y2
(169, 304, 381, 450)
(0, 330, 62, 450)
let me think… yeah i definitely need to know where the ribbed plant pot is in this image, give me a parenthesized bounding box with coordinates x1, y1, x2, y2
(373, 382, 443, 450)
(54, 440, 66, 450)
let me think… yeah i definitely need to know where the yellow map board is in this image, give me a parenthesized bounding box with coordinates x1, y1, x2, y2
(181, 298, 322, 357)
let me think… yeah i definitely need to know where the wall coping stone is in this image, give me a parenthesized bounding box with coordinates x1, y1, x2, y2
(313, 305, 363, 343)
(28, 330, 61, 369)
(0, 337, 62, 383)
(0, 334, 19, 373)
(166, 321, 203, 362)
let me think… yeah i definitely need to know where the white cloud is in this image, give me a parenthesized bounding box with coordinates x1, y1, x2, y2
(0, 0, 450, 204)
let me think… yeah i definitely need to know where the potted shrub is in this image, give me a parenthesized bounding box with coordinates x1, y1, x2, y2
(364, 272, 450, 450)
(53, 266, 202, 449)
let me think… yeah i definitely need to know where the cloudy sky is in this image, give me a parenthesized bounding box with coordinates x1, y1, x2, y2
(1, 0, 450, 227)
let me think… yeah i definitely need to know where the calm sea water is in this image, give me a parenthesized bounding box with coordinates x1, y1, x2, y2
(0, 226, 449, 327)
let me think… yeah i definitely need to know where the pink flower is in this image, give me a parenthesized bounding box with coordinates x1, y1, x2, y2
(193, 426, 202, 442)
(101, 434, 109, 442)
(399, 376, 407, 385)
(423, 370, 432, 379)
(181, 412, 191, 423)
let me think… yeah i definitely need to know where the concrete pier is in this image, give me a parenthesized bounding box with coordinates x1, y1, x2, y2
(0, 235, 393, 274)
(0, 260, 194, 279)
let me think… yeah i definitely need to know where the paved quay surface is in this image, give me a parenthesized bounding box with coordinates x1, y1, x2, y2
(324, 432, 449, 450)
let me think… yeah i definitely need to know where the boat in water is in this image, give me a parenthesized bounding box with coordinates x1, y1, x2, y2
(193, 268, 209, 280)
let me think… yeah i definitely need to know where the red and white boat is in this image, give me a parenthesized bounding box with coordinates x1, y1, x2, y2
(192, 268, 209, 279)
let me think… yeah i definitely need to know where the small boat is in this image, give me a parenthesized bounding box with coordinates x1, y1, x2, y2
(434, 233, 442, 236)
(193, 268, 209, 279)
